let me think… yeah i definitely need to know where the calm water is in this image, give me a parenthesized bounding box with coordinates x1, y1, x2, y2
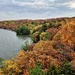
(0, 29, 33, 59)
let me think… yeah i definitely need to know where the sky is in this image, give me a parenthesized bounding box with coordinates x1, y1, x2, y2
(0, 0, 75, 20)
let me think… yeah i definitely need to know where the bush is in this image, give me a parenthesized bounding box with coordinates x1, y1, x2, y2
(0, 57, 4, 68)
(39, 28, 44, 34)
(16, 25, 30, 35)
(40, 32, 50, 41)
(16, 26, 21, 35)
(31, 22, 37, 26)
(0, 60, 22, 75)
(21, 42, 28, 51)
(29, 61, 46, 75)
(0, 58, 3, 64)
(44, 32, 50, 41)
(47, 63, 60, 75)
(60, 61, 75, 75)
(47, 61, 75, 75)
(57, 19, 61, 22)
(51, 20, 56, 23)
(32, 31, 40, 43)
(31, 29, 36, 34)
(49, 23, 55, 28)
(41, 24, 47, 31)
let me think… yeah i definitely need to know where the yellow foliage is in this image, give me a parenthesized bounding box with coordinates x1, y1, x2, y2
(0, 59, 22, 75)
(40, 32, 46, 40)
(0, 69, 3, 75)
(34, 25, 42, 31)
(31, 31, 39, 42)
(32, 31, 39, 37)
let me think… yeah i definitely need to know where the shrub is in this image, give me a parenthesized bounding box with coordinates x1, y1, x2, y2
(21, 42, 28, 51)
(39, 28, 44, 34)
(0, 60, 22, 75)
(47, 61, 75, 75)
(16, 26, 21, 35)
(16, 25, 30, 35)
(47, 63, 60, 75)
(30, 29, 36, 34)
(57, 19, 61, 22)
(42, 24, 47, 31)
(0, 57, 4, 68)
(31, 22, 37, 26)
(49, 23, 55, 28)
(32, 31, 40, 43)
(0, 57, 3, 64)
(40, 32, 50, 41)
(51, 20, 56, 23)
(29, 61, 46, 75)
(60, 61, 75, 75)
(44, 32, 50, 41)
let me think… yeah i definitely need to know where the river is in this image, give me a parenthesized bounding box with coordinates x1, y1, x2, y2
(0, 29, 33, 59)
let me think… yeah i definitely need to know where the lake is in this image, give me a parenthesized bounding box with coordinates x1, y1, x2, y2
(0, 29, 33, 59)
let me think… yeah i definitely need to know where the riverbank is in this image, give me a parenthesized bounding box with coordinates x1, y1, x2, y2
(0, 17, 75, 75)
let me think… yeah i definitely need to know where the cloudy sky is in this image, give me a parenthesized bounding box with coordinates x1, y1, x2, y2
(0, 0, 75, 20)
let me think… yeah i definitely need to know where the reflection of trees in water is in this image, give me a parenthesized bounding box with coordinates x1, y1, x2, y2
(17, 35, 33, 45)
(17, 35, 28, 40)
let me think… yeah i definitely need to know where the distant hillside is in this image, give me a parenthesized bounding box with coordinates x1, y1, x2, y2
(0, 17, 75, 31)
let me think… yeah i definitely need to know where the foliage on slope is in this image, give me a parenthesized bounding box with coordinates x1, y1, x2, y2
(0, 17, 75, 75)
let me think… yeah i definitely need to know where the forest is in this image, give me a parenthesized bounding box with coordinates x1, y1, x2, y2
(0, 17, 75, 75)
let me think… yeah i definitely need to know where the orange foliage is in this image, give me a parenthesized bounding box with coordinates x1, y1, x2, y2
(28, 43, 35, 51)
(15, 41, 62, 74)
(53, 20, 75, 47)
(46, 28, 59, 40)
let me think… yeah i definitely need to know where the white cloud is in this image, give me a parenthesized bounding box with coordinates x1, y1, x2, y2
(12, 0, 55, 8)
(67, 2, 75, 9)
(63, 0, 75, 9)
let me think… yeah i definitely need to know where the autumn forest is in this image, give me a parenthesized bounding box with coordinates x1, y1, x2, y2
(0, 17, 75, 75)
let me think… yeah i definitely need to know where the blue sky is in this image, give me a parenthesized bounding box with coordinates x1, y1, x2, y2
(0, 0, 75, 20)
